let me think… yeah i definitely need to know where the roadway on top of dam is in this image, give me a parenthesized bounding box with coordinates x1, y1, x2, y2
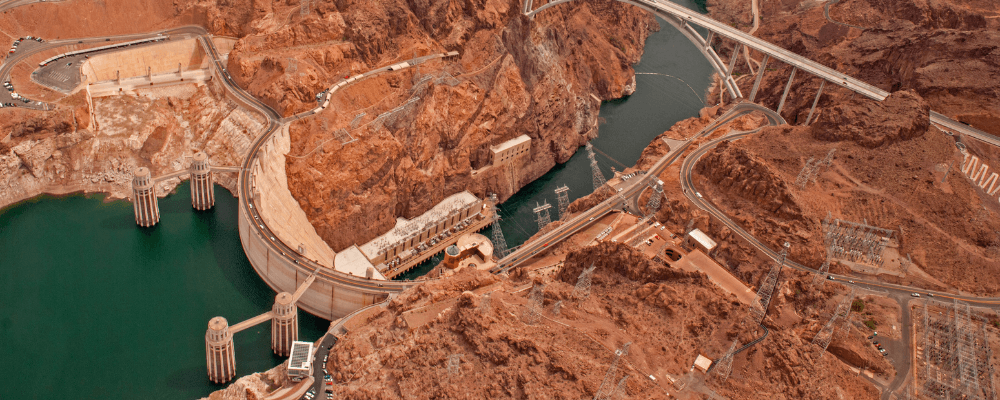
(4, 0, 999, 314)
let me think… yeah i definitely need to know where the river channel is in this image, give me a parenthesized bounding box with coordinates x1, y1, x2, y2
(0, 4, 711, 398)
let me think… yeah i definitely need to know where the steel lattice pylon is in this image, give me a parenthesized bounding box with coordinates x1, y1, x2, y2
(533, 201, 552, 231)
(573, 264, 597, 300)
(812, 287, 856, 358)
(489, 194, 510, 258)
(749, 242, 790, 324)
(555, 185, 570, 220)
(586, 143, 609, 194)
(594, 343, 630, 400)
(712, 339, 739, 382)
(447, 354, 463, 376)
(522, 284, 544, 325)
(645, 180, 664, 218)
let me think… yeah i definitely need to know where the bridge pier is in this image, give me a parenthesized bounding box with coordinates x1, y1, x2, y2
(749, 55, 769, 102)
(190, 152, 215, 210)
(776, 67, 797, 116)
(131, 167, 159, 227)
(726, 43, 742, 81)
(805, 80, 826, 125)
(205, 317, 236, 384)
(270, 292, 298, 356)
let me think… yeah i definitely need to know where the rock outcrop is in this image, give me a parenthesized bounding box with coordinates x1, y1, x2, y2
(811, 90, 930, 148)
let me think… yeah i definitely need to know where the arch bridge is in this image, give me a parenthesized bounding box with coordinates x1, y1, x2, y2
(525, 0, 1000, 147)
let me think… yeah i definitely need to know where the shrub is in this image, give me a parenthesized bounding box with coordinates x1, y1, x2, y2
(864, 319, 877, 330)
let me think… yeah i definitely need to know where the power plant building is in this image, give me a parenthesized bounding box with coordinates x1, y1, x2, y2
(491, 134, 531, 166)
(359, 191, 486, 277)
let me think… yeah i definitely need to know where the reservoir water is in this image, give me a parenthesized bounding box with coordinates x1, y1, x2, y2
(0, 2, 711, 398)
(0, 185, 329, 400)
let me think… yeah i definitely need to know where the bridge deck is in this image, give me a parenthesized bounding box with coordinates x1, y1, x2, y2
(290, 273, 318, 303)
(229, 311, 274, 333)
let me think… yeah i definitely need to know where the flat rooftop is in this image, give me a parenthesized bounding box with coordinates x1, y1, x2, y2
(334, 245, 385, 280)
(359, 191, 480, 258)
(490, 134, 531, 153)
(688, 229, 717, 251)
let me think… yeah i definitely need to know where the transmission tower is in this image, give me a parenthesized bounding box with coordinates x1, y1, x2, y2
(533, 201, 552, 231)
(489, 194, 510, 258)
(749, 242, 790, 324)
(573, 264, 596, 300)
(554, 185, 570, 220)
(812, 247, 832, 286)
(645, 180, 664, 218)
(603, 375, 629, 400)
(350, 112, 366, 130)
(552, 300, 563, 316)
(795, 157, 819, 188)
(594, 343, 630, 400)
(522, 284, 544, 325)
(586, 143, 609, 194)
(812, 287, 856, 358)
(711, 339, 739, 382)
(300, 0, 310, 16)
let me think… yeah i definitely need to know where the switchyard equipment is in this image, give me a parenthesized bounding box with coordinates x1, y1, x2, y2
(918, 299, 994, 400)
(821, 213, 894, 267)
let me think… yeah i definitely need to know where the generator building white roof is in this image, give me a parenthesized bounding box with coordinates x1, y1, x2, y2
(359, 191, 480, 258)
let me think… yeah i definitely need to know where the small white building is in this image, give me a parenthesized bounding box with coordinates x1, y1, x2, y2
(694, 354, 713, 373)
(685, 229, 717, 254)
(287, 341, 314, 382)
(491, 135, 531, 166)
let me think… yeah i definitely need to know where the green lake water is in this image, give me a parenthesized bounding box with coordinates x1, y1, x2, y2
(1, 1, 711, 397)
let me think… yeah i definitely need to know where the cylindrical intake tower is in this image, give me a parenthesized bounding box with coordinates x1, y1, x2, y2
(190, 152, 215, 210)
(131, 167, 159, 227)
(271, 292, 298, 356)
(205, 317, 236, 384)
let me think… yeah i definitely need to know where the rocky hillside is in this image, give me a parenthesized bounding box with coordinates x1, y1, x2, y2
(257, 0, 657, 250)
(207, 241, 886, 400)
(703, 0, 1000, 136)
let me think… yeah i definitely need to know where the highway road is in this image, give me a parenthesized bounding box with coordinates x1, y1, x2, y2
(225, 48, 459, 295)
(495, 101, 780, 273)
(527, 0, 1000, 148)
(309, 334, 337, 399)
(0, 24, 454, 295)
(678, 115, 1000, 309)
(0, 25, 206, 110)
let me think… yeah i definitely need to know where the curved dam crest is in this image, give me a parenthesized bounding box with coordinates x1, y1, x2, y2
(0, 4, 712, 400)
